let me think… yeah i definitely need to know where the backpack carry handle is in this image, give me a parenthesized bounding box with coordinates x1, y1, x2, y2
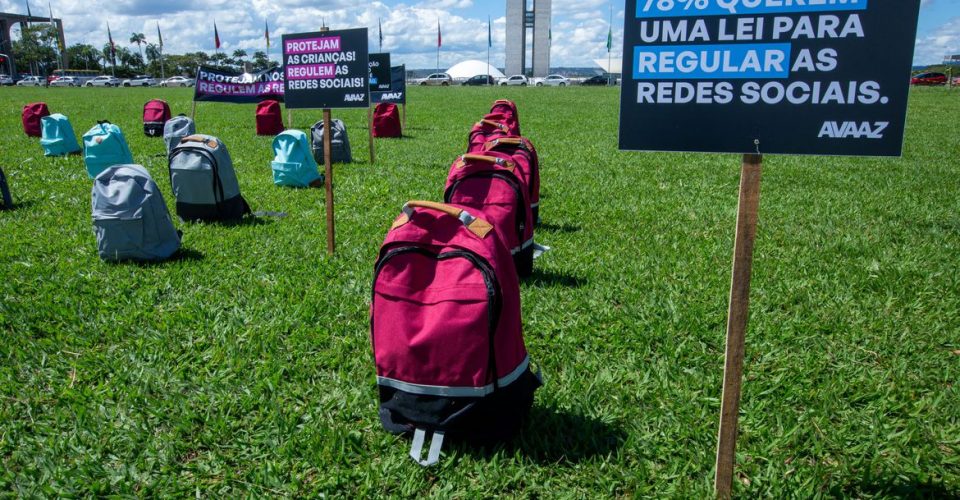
(460, 154, 515, 171)
(484, 137, 527, 150)
(479, 119, 508, 131)
(393, 200, 493, 239)
(180, 135, 220, 149)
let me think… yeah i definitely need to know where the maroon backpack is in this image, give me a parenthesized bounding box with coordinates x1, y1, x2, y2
(481, 136, 541, 224)
(490, 99, 520, 135)
(143, 99, 172, 137)
(22, 102, 50, 137)
(255, 100, 284, 136)
(467, 118, 512, 153)
(444, 153, 535, 278)
(373, 103, 402, 138)
(372, 200, 540, 465)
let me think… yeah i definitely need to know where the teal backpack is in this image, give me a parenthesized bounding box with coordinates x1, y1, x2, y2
(271, 130, 323, 188)
(40, 114, 82, 157)
(83, 121, 134, 180)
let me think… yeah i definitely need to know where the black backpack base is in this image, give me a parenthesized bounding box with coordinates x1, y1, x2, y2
(0, 167, 13, 210)
(144, 123, 164, 137)
(176, 195, 251, 223)
(378, 367, 541, 445)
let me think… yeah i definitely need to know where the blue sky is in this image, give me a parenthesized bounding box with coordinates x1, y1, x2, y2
(2, 0, 956, 69)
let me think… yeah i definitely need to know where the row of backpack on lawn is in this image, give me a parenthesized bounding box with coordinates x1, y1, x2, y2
(370, 99, 543, 466)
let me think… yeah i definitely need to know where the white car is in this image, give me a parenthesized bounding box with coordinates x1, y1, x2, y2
(535, 74, 569, 87)
(50, 76, 79, 87)
(16, 76, 43, 86)
(415, 73, 452, 86)
(499, 75, 529, 86)
(123, 75, 157, 87)
(0, 74, 13, 85)
(85, 75, 121, 87)
(160, 76, 194, 87)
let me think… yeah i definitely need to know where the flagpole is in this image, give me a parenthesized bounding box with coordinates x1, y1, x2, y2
(608, 3, 613, 86)
(436, 19, 440, 76)
(487, 16, 491, 85)
(158, 22, 165, 79)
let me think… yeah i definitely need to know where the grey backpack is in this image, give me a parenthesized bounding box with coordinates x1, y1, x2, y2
(0, 167, 12, 210)
(163, 115, 196, 154)
(168, 134, 251, 222)
(311, 119, 352, 164)
(92, 164, 181, 262)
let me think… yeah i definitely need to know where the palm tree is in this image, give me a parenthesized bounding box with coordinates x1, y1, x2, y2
(232, 49, 247, 69)
(129, 33, 146, 69)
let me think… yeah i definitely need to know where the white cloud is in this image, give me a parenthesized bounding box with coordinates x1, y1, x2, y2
(915, 16, 960, 64)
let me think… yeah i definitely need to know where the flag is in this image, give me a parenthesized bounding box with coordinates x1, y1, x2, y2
(378, 18, 383, 50)
(437, 20, 442, 48)
(107, 22, 115, 59)
(265, 20, 270, 49)
(214, 21, 221, 50)
(157, 22, 163, 49)
(488, 16, 492, 48)
(606, 26, 612, 53)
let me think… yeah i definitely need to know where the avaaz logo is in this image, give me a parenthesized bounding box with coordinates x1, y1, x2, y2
(344, 93, 366, 102)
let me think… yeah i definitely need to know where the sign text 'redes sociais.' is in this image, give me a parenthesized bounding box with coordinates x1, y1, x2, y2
(619, 0, 921, 156)
(282, 28, 369, 109)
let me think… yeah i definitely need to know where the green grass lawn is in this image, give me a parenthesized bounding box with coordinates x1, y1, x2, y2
(1, 85, 958, 497)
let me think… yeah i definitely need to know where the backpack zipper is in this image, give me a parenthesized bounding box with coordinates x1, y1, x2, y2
(372, 245, 503, 388)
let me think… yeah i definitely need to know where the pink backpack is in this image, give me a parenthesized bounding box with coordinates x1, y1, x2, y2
(490, 99, 521, 135)
(373, 103, 402, 138)
(467, 118, 512, 153)
(143, 99, 171, 137)
(372, 200, 540, 465)
(481, 136, 541, 224)
(22, 102, 50, 137)
(444, 154, 535, 278)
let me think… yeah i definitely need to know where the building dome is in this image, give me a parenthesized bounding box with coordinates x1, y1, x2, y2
(445, 60, 505, 79)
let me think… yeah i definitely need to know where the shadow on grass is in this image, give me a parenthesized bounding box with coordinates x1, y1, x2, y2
(537, 222, 581, 234)
(525, 269, 587, 288)
(1, 199, 38, 211)
(837, 476, 958, 498)
(457, 406, 624, 464)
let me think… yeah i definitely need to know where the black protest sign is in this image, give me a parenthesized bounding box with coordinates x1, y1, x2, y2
(372, 65, 407, 104)
(193, 66, 285, 103)
(282, 28, 369, 109)
(619, 1, 922, 156)
(369, 53, 392, 92)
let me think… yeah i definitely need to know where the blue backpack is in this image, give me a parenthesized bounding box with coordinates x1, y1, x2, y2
(83, 121, 134, 180)
(271, 130, 323, 188)
(40, 114, 82, 157)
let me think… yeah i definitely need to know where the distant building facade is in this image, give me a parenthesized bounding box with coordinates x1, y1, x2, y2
(505, 0, 551, 77)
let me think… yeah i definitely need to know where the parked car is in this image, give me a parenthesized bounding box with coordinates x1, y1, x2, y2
(534, 74, 569, 87)
(160, 76, 194, 87)
(910, 72, 947, 86)
(416, 73, 452, 86)
(85, 75, 121, 87)
(50, 76, 79, 87)
(463, 74, 497, 86)
(0, 74, 13, 85)
(581, 74, 618, 86)
(16, 75, 43, 86)
(499, 75, 529, 86)
(123, 75, 157, 87)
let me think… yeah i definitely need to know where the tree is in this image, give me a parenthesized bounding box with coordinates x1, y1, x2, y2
(145, 43, 161, 75)
(232, 49, 247, 64)
(210, 51, 228, 68)
(65, 43, 102, 71)
(129, 33, 146, 70)
(252, 50, 269, 70)
(13, 24, 59, 75)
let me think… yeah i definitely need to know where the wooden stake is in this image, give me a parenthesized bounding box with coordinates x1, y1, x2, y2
(368, 106, 376, 163)
(323, 109, 335, 255)
(287, 108, 293, 129)
(715, 153, 763, 499)
(191, 101, 197, 120)
(402, 103, 407, 133)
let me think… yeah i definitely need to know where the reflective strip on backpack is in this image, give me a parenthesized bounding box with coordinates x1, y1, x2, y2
(377, 356, 530, 398)
(510, 237, 536, 255)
